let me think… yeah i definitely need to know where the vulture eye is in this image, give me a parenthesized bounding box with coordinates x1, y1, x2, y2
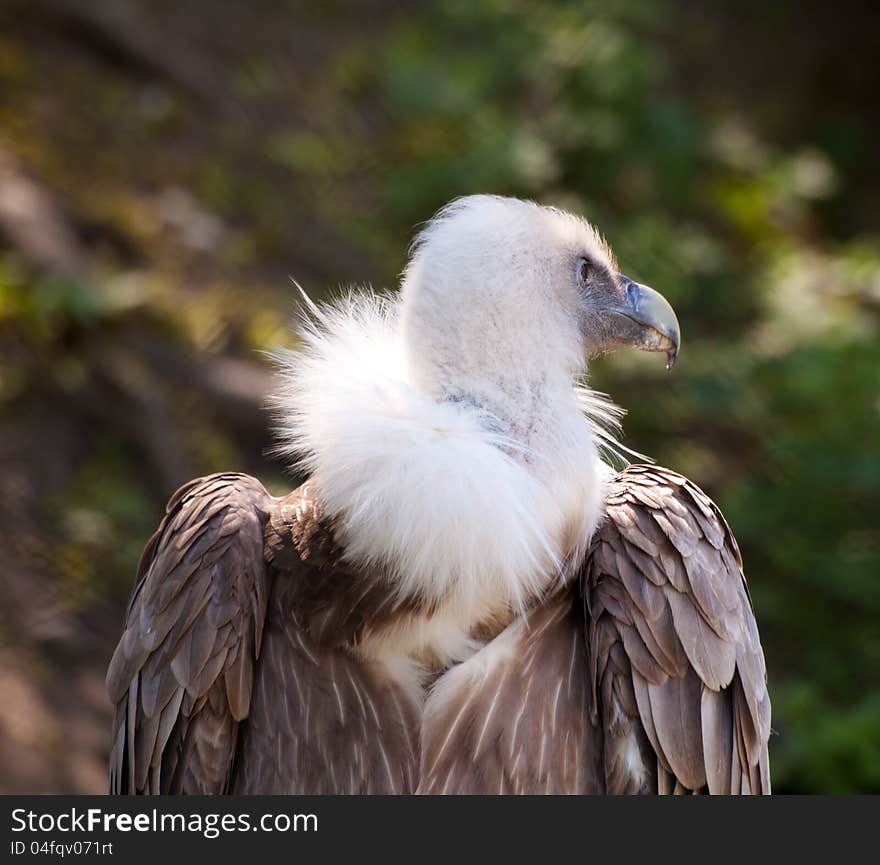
(576, 257, 593, 286)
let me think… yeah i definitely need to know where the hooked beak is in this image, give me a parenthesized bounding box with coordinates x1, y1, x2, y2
(607, 275, 681, 369)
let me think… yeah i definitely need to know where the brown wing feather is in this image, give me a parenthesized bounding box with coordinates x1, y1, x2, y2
(106, 473, 273, 794)
(418, 593, 602, 795)
(231, 567, 421, 794)
(586, 464, 771, 795)
(231, 481, 420, 793)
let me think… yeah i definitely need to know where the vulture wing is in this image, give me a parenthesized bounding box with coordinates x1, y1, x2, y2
(587, 464, 771, 794)
(106, 473, 273, 794)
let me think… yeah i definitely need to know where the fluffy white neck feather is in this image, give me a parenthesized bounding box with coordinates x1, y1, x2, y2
(274, 292, 614, 610)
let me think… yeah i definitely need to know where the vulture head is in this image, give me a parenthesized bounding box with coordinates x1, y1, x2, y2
(400, 196, 680, 429)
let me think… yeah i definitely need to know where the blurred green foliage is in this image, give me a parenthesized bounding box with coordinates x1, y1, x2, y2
(0, 0, 877, 792)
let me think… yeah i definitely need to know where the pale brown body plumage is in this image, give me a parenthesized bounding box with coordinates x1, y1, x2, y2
(107, 465, 770, 795)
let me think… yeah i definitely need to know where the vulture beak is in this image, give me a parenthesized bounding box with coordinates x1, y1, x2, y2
(608, 275, 681, 369)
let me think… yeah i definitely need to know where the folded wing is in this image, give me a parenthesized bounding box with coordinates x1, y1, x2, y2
(586, 464, 771, 794)
(106, 473, 273, 794)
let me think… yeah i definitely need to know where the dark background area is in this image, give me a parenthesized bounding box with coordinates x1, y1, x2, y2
(0, 0, 877, 793)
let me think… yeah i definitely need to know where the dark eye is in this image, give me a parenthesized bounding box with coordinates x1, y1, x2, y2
(576, 257, 593, 286)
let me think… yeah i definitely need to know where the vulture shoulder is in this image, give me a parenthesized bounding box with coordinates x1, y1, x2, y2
(587, 464, 771, 794)
(106, 472, 276, 794)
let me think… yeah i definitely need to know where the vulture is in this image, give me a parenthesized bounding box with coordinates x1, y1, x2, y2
(107, 195, 771, 795)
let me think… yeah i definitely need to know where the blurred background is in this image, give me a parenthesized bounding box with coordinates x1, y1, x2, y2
(0, 0, 877, 794)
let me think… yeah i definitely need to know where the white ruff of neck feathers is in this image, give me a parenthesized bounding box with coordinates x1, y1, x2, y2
(272, 291, 627, 622)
